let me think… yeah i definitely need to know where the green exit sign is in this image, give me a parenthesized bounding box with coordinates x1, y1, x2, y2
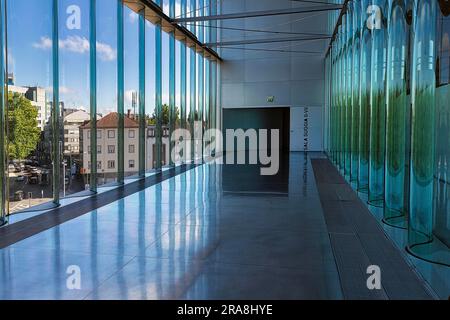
(267, 96, 275, 103)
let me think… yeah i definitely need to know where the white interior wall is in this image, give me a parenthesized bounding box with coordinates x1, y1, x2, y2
(219, 0, 327, 151)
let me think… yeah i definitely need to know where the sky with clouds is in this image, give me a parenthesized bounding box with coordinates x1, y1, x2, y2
(7, 0, 181, 116)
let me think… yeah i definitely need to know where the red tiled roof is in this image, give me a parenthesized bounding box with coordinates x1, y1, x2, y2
(80, 112, 139, 129)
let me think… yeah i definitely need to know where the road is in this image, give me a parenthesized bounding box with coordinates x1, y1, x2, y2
(8, 174, 86, 214)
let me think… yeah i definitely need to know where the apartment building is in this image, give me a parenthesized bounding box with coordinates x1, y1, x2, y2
(80, 112, 170, 178)
(8, 84, 49, 131)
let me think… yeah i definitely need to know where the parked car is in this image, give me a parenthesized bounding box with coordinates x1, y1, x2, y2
(16, 175, 25, 182)
(14, 191, 24, 201)
(29, 176, 39, 185)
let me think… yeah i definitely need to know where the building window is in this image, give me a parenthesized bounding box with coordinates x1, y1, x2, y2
(87, 130, 91, 140)
(129, 145, 135, 154)
(88, 146, 91, 154)
(129, 130, 136, 138)
(108, 145, 116, 154)
(108, 160, 115, 169)
(129, 160, 135, 169)
(97, 130, 102, 139)
(98, 146, 102, 154)
(108, 130, 115, 139)
(97, 161, 102, 170)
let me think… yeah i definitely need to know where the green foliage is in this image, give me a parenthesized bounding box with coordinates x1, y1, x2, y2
(150, 104, 180, 126)
(7, 92, 41, 160)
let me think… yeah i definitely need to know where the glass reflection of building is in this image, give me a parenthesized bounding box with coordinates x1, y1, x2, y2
(324, 0, 450, 265)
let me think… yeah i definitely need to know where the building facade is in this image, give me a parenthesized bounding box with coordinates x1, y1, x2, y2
(80, 113, 170, 181)
(8, 85, 49, 131)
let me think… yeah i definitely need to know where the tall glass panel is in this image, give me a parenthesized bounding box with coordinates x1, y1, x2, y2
(96, 0, 118, 187)
(384, 0, 410, 225)
(186, 43, 191, 163)
(169, 0, 177, 167)
(189, 0, 196, 162)
(196, 52, 204, 162)
(340, 18, 346, 172)
(89, 0, 98, 192)
(58, 0, 91, 198)
(368, 0, 388, 207)
(336, 25, 343, 169)
(124, 6, 139, 179)
(409, 0, 437, 245)
(190, 47, 196, 162)
(351, 0, 361, 182)
(180, 0, 187, 143)
(0, 0, 6, 224)
(145, 18, 156, 171)
(358, 0, 372, 193)
(7, 0, 56, 213)
(138, 8, 146, 176)
(435, 0, 450, 251)
(345, 7, 353, 178)
(162, 31, 170, 167)
(155, 0, 163, 170)
(332, 41, 338, 164)
(117, 0, 125, 184)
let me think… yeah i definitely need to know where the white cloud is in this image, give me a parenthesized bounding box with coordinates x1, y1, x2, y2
(60, 35, 90, 54)
(33, 36, 116, 62)
(45, 86, 74, 94)
(95, 41, 116, 62)
(33, 36, 52, 50)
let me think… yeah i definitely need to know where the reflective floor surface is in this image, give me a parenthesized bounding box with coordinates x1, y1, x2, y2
(2, 152, 446, 300)
(0, 152, 345, 300)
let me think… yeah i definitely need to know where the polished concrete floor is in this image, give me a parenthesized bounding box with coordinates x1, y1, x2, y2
(0, 153, 436, 300)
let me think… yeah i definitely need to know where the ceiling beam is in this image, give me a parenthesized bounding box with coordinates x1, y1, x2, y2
(124, 0, 222, 61)
(205, 35, 331, 47)
(173, 5, 343, 23)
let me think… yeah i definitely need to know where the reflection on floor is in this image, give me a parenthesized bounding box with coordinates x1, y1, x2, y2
(0, 153, 441, 300)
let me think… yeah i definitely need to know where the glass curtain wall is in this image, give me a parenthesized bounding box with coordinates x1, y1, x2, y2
(0, 0, 218, 221)
(325, 0, 449, 265)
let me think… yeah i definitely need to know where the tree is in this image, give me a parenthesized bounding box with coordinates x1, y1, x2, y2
(7, 92, 41, 160)
(150, 104, 180, 126)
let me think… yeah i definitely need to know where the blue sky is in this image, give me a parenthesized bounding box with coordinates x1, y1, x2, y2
(7, 0, 179, 116)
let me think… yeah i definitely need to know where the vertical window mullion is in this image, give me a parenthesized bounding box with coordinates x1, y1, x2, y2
(52, 0, 60, 205)
(139, 8, 146, 177)
(117, 0, 124, 183)
(0, 0, 6, 225)
(155, 0, 163, 170)
(90, 0, 98, 193)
